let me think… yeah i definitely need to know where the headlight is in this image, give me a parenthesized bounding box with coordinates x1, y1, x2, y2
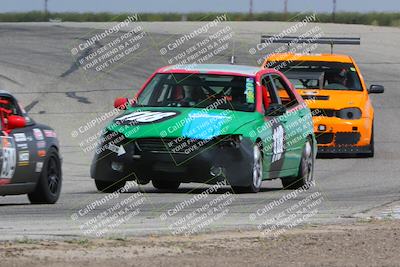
(337, 108, 362, 120)
(215, 135, 242, 148)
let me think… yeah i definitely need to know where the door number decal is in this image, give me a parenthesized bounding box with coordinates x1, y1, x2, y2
(0, 136, 17, 179)
(272, 125, 284, 163)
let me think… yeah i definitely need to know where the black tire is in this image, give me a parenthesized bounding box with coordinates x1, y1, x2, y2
(95, 179, 126, 193)
(136, 177, 150, 185)
(282, 138, 314, 190)
(231, 143, 263, 194)
(365, 125, 374, 158)
(28, 147, 62, 204)
(152, 179, 180, 191)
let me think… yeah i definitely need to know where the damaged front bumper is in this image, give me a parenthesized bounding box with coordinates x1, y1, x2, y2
(90, 133, 255, 187)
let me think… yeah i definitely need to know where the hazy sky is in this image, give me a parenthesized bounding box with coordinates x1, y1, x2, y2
(1, 0, 399, 13)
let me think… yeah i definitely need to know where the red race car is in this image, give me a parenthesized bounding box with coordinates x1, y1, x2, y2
(0, 90, 62, 204)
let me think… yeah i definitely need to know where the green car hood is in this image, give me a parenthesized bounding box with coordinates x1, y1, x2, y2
(107, 107, 260, 140)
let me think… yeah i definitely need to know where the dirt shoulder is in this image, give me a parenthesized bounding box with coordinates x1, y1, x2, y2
(1, 220, 399, 267)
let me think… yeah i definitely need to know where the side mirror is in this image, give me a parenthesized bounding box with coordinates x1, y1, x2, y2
(114, 98, 129, 110)
(368, 85, 384, 94)
(8, 115, 26, 130)
(265, 104, 286, 117)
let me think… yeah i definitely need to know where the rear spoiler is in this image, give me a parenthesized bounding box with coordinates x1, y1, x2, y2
(260, 36, 360, 54)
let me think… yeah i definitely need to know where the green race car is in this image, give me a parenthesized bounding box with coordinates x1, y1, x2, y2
(91, 64, 316, 193)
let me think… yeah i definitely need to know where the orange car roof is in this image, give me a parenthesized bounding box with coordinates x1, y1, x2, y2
(265, 53, 354, 64)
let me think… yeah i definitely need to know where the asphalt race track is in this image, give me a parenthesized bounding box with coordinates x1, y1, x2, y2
(0, 21, 399, 240)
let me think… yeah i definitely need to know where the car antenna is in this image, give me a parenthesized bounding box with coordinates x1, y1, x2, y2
(230, 40, 236, 64)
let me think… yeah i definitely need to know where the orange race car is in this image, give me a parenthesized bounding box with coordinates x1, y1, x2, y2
(261, 37, 384, 157)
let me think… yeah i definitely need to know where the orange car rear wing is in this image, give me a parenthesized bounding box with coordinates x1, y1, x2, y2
(260, 36, 360, 54)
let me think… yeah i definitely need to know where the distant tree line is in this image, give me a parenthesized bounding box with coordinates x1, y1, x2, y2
(0, 11, 400, 27)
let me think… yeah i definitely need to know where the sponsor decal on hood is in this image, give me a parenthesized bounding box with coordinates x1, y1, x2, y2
(182, 110, 233, 140)
(33, 128, 44, 140)
(36, 141, 46, 149)
(13, 133, 27, 142)
(43, 130, 57, 138)
(18, 151, 30, 166)
(115, 111, 180, 125)
(35, 162, 44, 173)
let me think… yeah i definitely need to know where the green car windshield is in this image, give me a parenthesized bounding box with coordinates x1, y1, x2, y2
(136, 73, 256, 112)
(271, 61, 363, 91)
